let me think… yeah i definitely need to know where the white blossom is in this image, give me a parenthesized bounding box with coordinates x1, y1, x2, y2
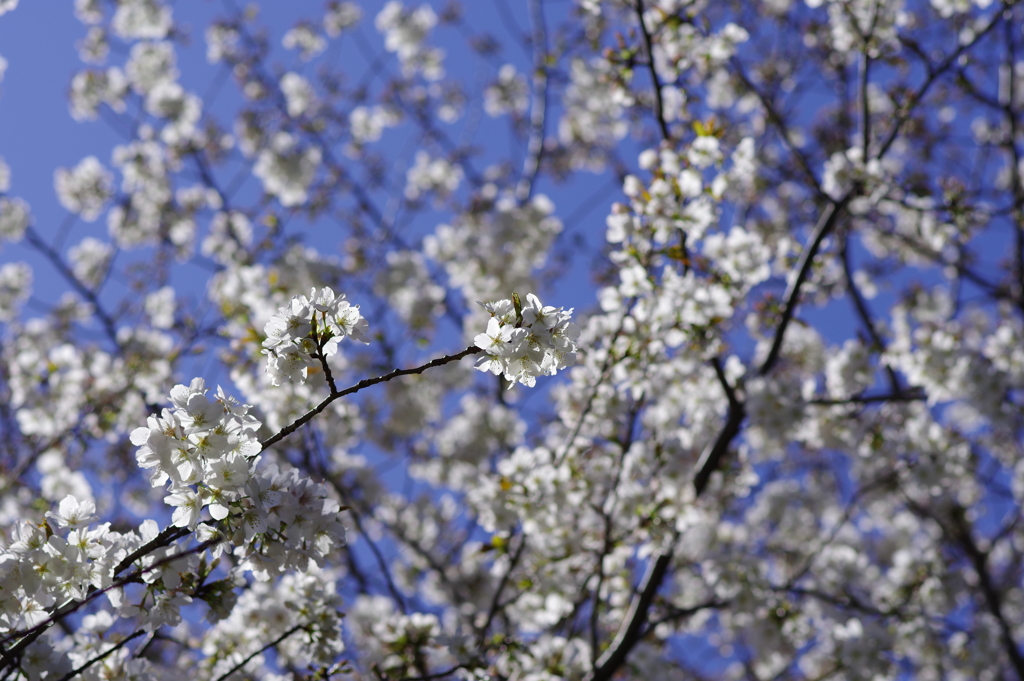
(125, 41, 177, 94)
(145, 286, 176, 329)
(0, 261, 30, 320)
(77, 26, 109, 64)
(54, 156, 114, 221)
(375, 1, 445, 80)
(206, 23, 241, 63)
(263, 286, 369, 386)
(112, 0, 172, 40)
(144, 81, 202, 145)
(69, 237, 113, 288)
(348, 105, 400, 145)
(485, 64, 528, 117)
(69, 67, 128, 120)
(253, 132, 321, 207)
(74, 0, 102, 24)
(280, 72, 318, 117)
(473, 293, 579, 388)
(404, 151, 462, 201)
(282, 24, 325, 61)
(324, 1, 362, 36)
(0, 196, 30, 241)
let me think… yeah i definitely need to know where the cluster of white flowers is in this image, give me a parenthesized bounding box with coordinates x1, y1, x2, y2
(348, 104, 401, 146)
(111, 0, 171, 40)
(202, 567, 345, 677)
(131, 378, 263, 524)
(106, 138, 172, 248)
(558, 57, 631, 169)
(474, 293, 580, 388)
(282, 23, 326, 61)
(262, 286, 369, 386)
(68, 67, 128, 120)
(253, 132, 322, 207)
(0, 261, 30, 321)
(0, 196, 30, 241)
(0, 496, 111, 633)
(805, 0, 904, 55)
(0, 384, 347, 665)
(125, 41, 177, 94)
(280, 72, 318, 117)
(145, 285, 176, 329)
(375, 1, 444, 80)
(324, 1, 362, 36)
(346, 595, 456, 677)
(144, 81, 202, 146)
(53, 156, 114, 221)
(424, 190, 562, 306)
(374, 250, 446, 329)
(68, 236, 113, 288)
(649, 15, 749, 80)
(206, 23, 241, 64)
(132, 379, 347, 575)
(404, 150, 463, 201)
(484, 64, 528, 117)
(5, 0, 1023, 678)
(76, 25, 108, 63)
(202, 210, 253, 265)
(702, 225, 771, 287)
(822, 146, 894, 205)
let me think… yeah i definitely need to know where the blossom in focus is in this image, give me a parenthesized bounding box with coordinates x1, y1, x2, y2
(474, 293, 579, 388)
(263, 287, 369, 386)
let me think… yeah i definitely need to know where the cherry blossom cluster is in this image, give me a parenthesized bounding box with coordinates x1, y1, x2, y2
(201, 567, 345, 677)
(262, 287, 369, 386)
(3, 0, 1023, 678)
(474, 293, 580, 388)
(131, 378, 346, 578)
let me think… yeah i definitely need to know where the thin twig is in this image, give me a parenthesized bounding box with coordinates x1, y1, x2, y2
(55, 629, 146, 681)
(515, 0, 550, 203)
(260, 346, 481, 452)
(635, 0, 670, 141)
(0, 538, 217, 670)
(212, 624, 308, 681)
(588, 535, 677, 681)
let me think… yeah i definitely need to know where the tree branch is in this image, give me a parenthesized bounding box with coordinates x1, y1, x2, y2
(515, 0, 550, 203)
(588, 542, 675, 681)
(635, 0, 670, 141)
(212, 623, 308, 681)
(55, 629, 146, 681)
(260, 346, 481, 452)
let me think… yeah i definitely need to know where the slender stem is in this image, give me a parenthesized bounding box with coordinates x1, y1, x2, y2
(23, 226, 120, 349)
(588, 537, 676, 681)
(710, 356, 738, 410)
(55, 630, 146, 681)
(212, 624, 308, 681)
(515, 0, 550, 203)
(839, 230, 900, 392)
(809, 391, 924, 405)
(476, 534, 526, 647)
(0, 539, 217, 670)
(760, 196, 849, 376)
(259, 346, 481, 452)
(876, 7, 1003, 161)
(635, 0, 670, 141)
(731, 58, 824, 197)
